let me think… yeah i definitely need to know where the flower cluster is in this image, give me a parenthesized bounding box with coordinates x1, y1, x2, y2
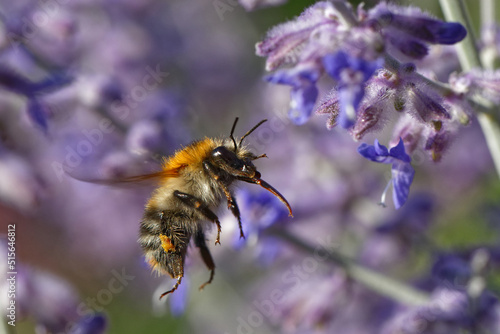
(257, 1, 478, 208)
(257, 1, 466, 128)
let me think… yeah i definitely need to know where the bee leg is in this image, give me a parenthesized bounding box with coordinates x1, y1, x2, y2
(252, 153, 267, 160)
(173, 190, 222, 245)
(194, 230, 215, 291)
(203, 161, 245, 239)
(159, 275, 183, 300)
(215, 185, 245, 239)
(227, 197, 244, 239)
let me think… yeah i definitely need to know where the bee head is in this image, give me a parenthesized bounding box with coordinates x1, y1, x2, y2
(207, 118, 267, 178)
(210, 145, 260, 179)
(208, 117, 293, 217)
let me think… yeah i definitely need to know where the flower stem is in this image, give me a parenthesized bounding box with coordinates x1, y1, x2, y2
(480, 0, 496, 26)
(270, 228, 430, 306)
(439, 0, 482, 71)
(331, 0, 358, 28)
(440, 0, 500, 177)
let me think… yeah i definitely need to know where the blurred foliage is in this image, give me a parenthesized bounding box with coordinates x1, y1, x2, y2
(432, 176, 500, 249)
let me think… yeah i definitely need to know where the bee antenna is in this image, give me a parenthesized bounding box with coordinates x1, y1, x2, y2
(239, 119, 267, 147)
(230, 117, 239, 151)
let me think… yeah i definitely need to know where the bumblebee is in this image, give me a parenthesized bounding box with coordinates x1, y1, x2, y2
(132, 118, 292, 298)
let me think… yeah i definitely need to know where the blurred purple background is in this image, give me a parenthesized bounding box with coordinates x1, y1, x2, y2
(0, 0, 499, 333)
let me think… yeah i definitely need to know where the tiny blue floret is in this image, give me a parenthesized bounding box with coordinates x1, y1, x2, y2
(358, 138, 415, 209)
(323, 51, 382, 128)
(266, 67, 319, 125)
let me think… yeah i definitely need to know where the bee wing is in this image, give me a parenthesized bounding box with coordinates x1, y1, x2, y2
(67, 169, 180, 188)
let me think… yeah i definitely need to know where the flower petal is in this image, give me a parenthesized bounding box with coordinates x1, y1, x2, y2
(337, 84, 364, 129)
(373, 139, 389, 156)
(391, 160, 415, 209)
(288, 81, 319, 125)
(357, 142, 378, 161)
(358, 140, 389, 163)
(433, 22, 467, 45)
(323, 51, 350, 81)
(389, 138, 411, 163)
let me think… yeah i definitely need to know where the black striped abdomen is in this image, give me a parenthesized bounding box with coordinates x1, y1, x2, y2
(139, 208, 192, 278)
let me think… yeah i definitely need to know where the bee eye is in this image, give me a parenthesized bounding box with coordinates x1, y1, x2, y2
(212, 146, 244, 170)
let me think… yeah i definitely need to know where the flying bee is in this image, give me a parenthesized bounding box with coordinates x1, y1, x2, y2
(107, 118, 293, 298)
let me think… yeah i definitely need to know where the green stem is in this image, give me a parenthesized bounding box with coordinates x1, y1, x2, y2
(439, 0, 482, 70)
(480, 0, 495, 26)
(331, 0, 358, 28)
(271, 229, 430, 306)
(440, 0, 500, 177)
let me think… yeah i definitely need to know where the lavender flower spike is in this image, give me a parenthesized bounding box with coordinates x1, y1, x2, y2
(255, 1, 338, 71)
(358, 138, 415, 209)
(323, 51, 382, 128)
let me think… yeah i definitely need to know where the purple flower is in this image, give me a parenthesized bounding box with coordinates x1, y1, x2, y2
(392, 63, 451, 123)
(358, 139, 415, 209)
(402, 83, 451, 123)
(0, 66, 37, 95)
(368, 3, 466, 59)
(255, 2, 339, 71)
(383, 288, 500, 333)
(349, 84, 392, 140)
(315, 90, 340, 129)
(236, 189, 289, 235)
(369, 4, 467, 44)
(265, 66, 320, 125)
(452, 69, 500, 105)
(424, 126, 454, 162)
(257, 1, 466, 136)
(431, 254, 471, 288)
(323, 51, 382, 128)
(231, 189, 289, 266)
(69, 314, 107, 334)
(0, 66, 72, 132)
